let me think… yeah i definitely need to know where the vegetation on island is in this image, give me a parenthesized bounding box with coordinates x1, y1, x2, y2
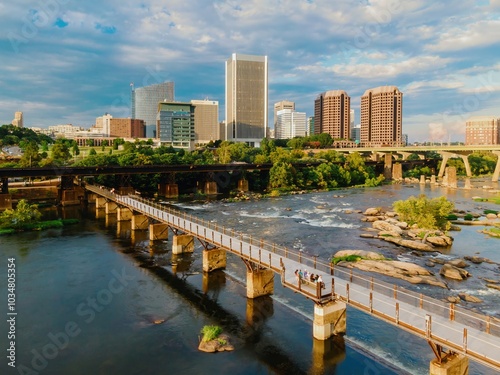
(392, 195, 454, 231)
(0, 199, 78, 235)
(200, 325, 224, 343)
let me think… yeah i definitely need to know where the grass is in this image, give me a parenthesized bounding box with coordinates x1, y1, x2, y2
(331, 255, 363, 265)
(200, 325, 222, 342)
(482, 228, 500, 238)
(0, 219, 80, 234)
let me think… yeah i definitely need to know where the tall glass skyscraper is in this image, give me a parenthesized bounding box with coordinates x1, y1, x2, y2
(132, 82, 175, 138)
(225, 53, 268, 146)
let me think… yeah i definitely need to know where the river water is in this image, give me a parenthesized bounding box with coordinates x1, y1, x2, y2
(1, 180, 500, 375)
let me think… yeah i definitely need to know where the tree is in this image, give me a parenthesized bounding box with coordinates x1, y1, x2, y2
(0, 199, 41, 229)
(393, 195, 454, 230)
(51, 142, 71, 162)
(19, 141, 41, 167)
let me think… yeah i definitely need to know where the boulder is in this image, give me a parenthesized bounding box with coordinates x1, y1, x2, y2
(458, 293, 482, 303)
(487, 284, 500, 291)
(431, 258, 446, 265)
(464, 256, 485, 264)
(447, 296, 461, 304)
(373, 220, 403, 234)
(439, 264, 471, 280)
(333, 250, 386, 260)
(395, 221, 409, 229)
(385, 211, 398, 217)
(382, 236, 437, 252)
(486, 213, 498, 220)
(198, 334, 234, 353)
(360, 233, 375, 238)
(364, 207, 381, 216)
(378, 230, 402, 238)
(425, 261, 435, 267)
(447, 259, 469, 268)
(362, 216, 380, 222)
(426, 236, 452, 247)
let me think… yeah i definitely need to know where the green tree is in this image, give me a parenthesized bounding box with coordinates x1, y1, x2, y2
(89, 148, 97, 156)
(51, 142, 71, 162)
(72, 143, 80, 156)
(0, 199, 41, 229)
(19, 142, 41, 167)
(393, 195, 454, 230)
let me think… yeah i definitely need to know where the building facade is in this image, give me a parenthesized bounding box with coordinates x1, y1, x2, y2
(276, 109, 307, 139)
(314, 90, 351, 139)
(360, 86, 403, 146)
(109, 118, 145, 138)
(12, 112, 23, 128)
(465, 116, 500, 145)
(132, 82, 175, 138)
(350, 124, 361, 144)
(191, 99, 219, 144)
(274, 100, 295, 133)
(225, 53, 268, 146)
(308, 116, 315, 136)
(157, 102, 195, 150)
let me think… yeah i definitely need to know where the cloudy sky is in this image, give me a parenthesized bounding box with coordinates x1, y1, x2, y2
(1, 0, 500, 142)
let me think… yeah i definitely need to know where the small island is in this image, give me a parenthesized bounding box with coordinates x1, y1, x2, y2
(198, 325, 234, 353)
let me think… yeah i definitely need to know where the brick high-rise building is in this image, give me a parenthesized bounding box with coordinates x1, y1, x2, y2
(360, 86, 403, 146)
(109, 118, 145, 138)
(225, 53, 268, 145)
(465, 116, 500, 145)
(314, 90, 350, 139)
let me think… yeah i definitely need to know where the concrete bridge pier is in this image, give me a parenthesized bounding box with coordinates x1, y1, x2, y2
(105, 201, 118, 215)
(246, 267, 274, 299)
(158, 183, 179, 199)
(202, 248, 226, 272)
(445, 167, 457, 188)
(0, 194, 12, 211)
(131, 214, 149, 230)
(204, 181, 218, 195)
(149, 223, 169, 241)
(117, 207, 133, 221)
(492, 151, 500, 182)
(95, 197, 107, 209)
(384, 153, 393, 180)
(172, 234, 194, 254)
(313, 301, 346, 340)
(392, 163, 403, 180)
(246, 296, 274, 328)
(238, 178, 249, 192)
(429, 353, 469, 375)
(310, 336, 346, 375)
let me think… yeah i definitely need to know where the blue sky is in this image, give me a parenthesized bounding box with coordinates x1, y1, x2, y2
(1, 0, 500, 143)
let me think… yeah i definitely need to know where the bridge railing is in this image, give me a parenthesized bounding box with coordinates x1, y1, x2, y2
(92, 188, 500, 340)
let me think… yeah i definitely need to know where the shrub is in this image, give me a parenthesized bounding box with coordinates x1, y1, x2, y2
(446, 214, 458, 220)
(201, 325, 222, 342)
(331, 255, 363, 265)
(464, 214, 474, 221)
(393, 194, 454, 230)
(484, 209, 499, 215)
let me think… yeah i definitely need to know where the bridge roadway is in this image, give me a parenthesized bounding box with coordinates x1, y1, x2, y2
(87, 185, 500, 371)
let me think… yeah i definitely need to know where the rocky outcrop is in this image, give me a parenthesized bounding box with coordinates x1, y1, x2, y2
(487, 284, 500, 291)
(333, 251, 447, 288)
(382, 236, 436, 252)
(372, 220, 403, 234)
(447, 259, 469, 268)
(198, 334, 234, 353)
(334, 250, 386, 260)
(364, 208, 381, 216)
(439, 264, 471, 280)
(425, 235, 453, 247)
(458, 293, 482, 303)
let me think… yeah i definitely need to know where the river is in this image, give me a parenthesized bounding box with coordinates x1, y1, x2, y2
(1, 179, 499, 375)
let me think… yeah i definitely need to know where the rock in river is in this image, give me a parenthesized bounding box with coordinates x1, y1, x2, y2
(439, 264, 471, 281)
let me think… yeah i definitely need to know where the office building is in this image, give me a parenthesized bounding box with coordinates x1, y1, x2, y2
(225, 53, 268, 145)
(191, 99, 219, 144)
(132, 82, 175, 138)
(276, 109, 307, 139)
(360, 86, 403, 146)
(109, 119, 145, 138)
(157, 102, 195, 150)
(351, 124, 361, 144)
(95, 113, 113, 135)
(308, 116, 315, 136)
(465, 116, 500, 145)
(274, 100, 295, 131)
(12, 112, 23, 128)
(314, 90, 351, 139)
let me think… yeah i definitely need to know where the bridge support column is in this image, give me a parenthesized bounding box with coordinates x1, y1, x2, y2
(202, 248, 226, 272)
(96, 197, 107, 209)
(464, 178, 472, 189)
(149, 223, 169, 241)
(459, 155, 472, 177)
(246, 296, 274, 327)
(392, 163, 402, 180)
(204, 181, 218, 195)
(313, 301, 346, 340)
(238, 179, 249, 192)
(61, 189, 83, 206)
(117, 207, 133, 221)
(131, 214, 149, 230)
(247, 268, 274, 299)
(0, 194, 12, 211)
(492, 151, 500, 182)
(159, 183, 179, 198)
(384, 153, 393, 180)
(105, 201, 118, 215)
(431, 175, 436, 184)
(420, 175, 426, 184)
(438, 152, 452, 178)
(445, 167, 457, 189)
(429, 353, 468, 375)
(172, 234, 194, 254)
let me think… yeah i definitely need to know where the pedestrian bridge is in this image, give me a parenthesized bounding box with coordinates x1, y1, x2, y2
(86, 184, 500, 373)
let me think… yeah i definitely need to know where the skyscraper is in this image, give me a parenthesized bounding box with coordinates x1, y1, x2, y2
(191, 99, 219, 144)
(314, 91, 350, 139)
(465, 116, 500, 145)
(274, 100, 295, 133)
(276, 109, 306, 139)
(225, 53, 268, 145)
(360, 86, 403, 146)
(132, 82, 175, 138)
(157, 102, 195, 150)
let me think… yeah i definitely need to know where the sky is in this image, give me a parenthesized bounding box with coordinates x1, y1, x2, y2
(1, 0, 500, 143)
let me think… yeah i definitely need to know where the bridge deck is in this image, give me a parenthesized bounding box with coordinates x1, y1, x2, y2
(87, 185, 500, 371)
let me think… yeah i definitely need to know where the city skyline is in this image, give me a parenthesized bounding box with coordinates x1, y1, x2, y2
(1, 1, 500, 143)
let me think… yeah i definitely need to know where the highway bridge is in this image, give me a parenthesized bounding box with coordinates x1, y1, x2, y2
(86, 184, 500, 374)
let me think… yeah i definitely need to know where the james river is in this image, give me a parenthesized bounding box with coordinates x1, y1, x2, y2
(1, 180, 500, 375)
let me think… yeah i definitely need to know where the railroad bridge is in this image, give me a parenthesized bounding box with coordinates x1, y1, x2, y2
(85, 184, 500, 375)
